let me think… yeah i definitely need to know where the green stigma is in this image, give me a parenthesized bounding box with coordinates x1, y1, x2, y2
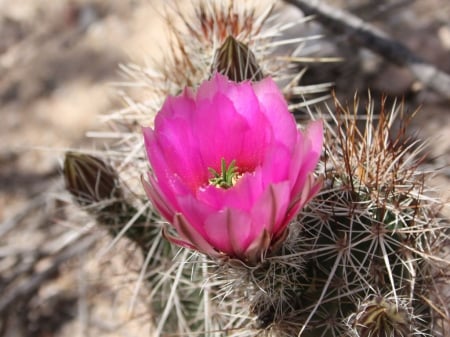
(208, 158, 240, 189)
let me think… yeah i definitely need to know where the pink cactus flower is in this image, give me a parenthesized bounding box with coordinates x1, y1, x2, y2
(142, 73, 323, 263)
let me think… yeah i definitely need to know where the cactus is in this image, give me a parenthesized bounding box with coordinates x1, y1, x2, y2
(63, 1, 449, 336)
(223, 96, 448, 336)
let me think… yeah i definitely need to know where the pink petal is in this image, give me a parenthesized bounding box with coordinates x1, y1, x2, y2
(250, 181, 291, 240)
(196, 74, 274, 160)
(142, 174, 175, 221)
(143, 127, 183, 207)
(156, 130, 207, 191)
(253, 77, 297, 151)
(289, 131, 305, 183)
(244, 229, 271, 264)
(162, 226, 199, 251)
(151, 97, 208, 190)
(173, 213, 218, 256)
(285, 174, 322, 225)
(176, 193, 215, 237)
(196, 72, 232, 101)
(290, 121, 323, 198)
(193, 93, 267, 172)
(260, 142, 291, 186)
(142, 126, 164, 176)
(305, 120, 324, 159)
(203, 208, 252, 256)
(154, 92, 195, 124)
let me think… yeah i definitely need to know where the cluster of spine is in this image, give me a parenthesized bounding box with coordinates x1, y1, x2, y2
(229, 97, 448, 337)
(63, 1, 449, 336)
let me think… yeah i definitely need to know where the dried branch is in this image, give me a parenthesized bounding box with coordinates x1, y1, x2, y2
(284, 0, 450, 100)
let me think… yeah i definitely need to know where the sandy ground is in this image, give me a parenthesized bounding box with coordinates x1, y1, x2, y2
(0, 1, 449, 336)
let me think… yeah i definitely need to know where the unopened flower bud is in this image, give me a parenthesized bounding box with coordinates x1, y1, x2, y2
(64, 151, 122, 206)
(65, 152, 156, 251)
(352, 296, 411, 337)
(212, 35, 263, 82)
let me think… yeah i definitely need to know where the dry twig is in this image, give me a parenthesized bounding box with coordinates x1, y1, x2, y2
(284, 0, 450, 100)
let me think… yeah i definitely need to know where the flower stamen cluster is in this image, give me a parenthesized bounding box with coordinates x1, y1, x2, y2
(208, 158, 241, 189)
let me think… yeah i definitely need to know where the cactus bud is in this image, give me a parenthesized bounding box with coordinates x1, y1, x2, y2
(63, 151, 129, 225)
(212, 35, 263, 82)
(351, 296, 411, 337)
(64, 151, 122, 206)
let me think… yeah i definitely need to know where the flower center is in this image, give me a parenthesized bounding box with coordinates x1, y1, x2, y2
(208, 158, 241, 189)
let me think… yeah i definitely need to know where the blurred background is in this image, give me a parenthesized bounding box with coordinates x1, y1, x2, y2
(0, 0, 448, 336)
